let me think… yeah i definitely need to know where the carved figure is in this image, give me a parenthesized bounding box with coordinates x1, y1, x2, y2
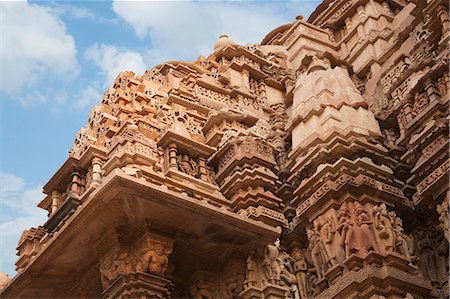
(436, 194, 449, 241)
(306, 228, 326, 280)
(291, 248, 308, 299)
(262, 239, 282, 284)
(245, 252, 257, 287)
(177, 154, 198, 177)
(415, 227, 438, 283)
(100, 248, 132, 289)
(437, 74, 448, 96)
(372, 204, 395, 253)
(413, 92, 429, 114)
(389, 213, 412, 260)
(143, 243, 171, 276)
(307, 269, 319, 297)
(317, 217, 338, 267)
(337, 202, 355, 259)
(354, 202, 379, 256)
(280, 251, 296, 284)
(383, 128, 398, 149)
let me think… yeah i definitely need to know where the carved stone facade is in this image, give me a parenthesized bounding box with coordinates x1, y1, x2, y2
(1, 0, 448, 298)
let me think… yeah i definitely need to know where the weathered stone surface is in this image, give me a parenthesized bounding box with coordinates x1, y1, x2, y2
(2, 0, 448, 298)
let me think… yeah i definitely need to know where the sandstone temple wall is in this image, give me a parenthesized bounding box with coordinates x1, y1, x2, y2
(1, 0, 448, 298)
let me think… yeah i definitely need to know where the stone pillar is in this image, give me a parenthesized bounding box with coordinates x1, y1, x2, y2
(198, 158, 207, 181)
(168, 143, 178, 170)
(91, 157, 103, 186)
(70, 171, 81, 195)
(99, 226, 174, 299)
(242, 69, 250, 90)
(51, 190, 62, 214)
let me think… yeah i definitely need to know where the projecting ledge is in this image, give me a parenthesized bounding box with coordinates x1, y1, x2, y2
(93, 170, 282, 245)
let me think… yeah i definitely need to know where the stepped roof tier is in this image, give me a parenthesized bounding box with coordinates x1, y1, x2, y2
(1, 0, 448, 298)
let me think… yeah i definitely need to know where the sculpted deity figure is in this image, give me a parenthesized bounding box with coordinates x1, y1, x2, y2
(392, 215, 412, 260)
(337, 202, 355, 259)
(279, 251, 300, 298)
(245, 252, 257, 288)
(317, 217, 338, 267)
(413, 92, 429, 114)
(100, 248, 132, 289)
(415, 227, 439, 283)
(177, 154, 198, 177)
(383, 128, 398, 149)
(262, 239, 282, 284)
(306, 228, 326, 280)
(354, 202, 379, 256)
(437, 74, 448, 96)
(372, 204, 395, 253)
(143, 243, 170, 276)
(291, 248, 308, 299)
(436, 194, 449, 241)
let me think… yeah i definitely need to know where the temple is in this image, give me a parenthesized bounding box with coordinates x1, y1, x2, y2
(1, 0, 449, 298)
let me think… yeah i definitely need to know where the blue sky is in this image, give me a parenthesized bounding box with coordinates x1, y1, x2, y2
(0, 0, 321, 277)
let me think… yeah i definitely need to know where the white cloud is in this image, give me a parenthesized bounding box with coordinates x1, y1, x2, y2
(72, 84, 102, 109)
(85, 43, 147, 87)
(0, 172, 46, 277)
(48, 3, 96, 20)
(112, 0, 321, 66)
(0, 1, 80, 94)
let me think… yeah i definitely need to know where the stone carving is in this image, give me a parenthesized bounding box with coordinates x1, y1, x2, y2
(390, 213, 412, 260)
(372, 204, 395, 253)
(244, 252, 257, 287)
(100, 248, 134, 289)
(306, 228, 327, 280)
(291, 248, 308, 299)
(316, 217, 338, 267)
(143, 243, 171, 276)
(437, 193, 449, 241)
(262, 239, 283, 284)
(413, 91, 429, 115)
(242, 240, 299, 297)
(437, 73, 449, 96)
(383, 128, 401, 150)
(99, 232, 174, 292)
(329, 1, 353, 23)
(9, 2, 449, 299)
(337, 202, 378, 259)
(143, 68, 168, 86)
(177, 154, 199, 178)
(223, 260, 245, 298)
(411, 15, 432, 43)
(414, 226, 439, 283)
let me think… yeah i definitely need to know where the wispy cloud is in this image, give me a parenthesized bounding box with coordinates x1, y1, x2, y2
(112, 0, 320, 66)
(47, 3, 96, 20)
(0, 172, 46, 277)
(72, 84, 103, 109)
(0, 1, 80, 95)
(85, 43, 147, 87)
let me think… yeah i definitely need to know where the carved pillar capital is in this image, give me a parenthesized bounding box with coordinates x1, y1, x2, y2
(99, 226, 174, 298)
